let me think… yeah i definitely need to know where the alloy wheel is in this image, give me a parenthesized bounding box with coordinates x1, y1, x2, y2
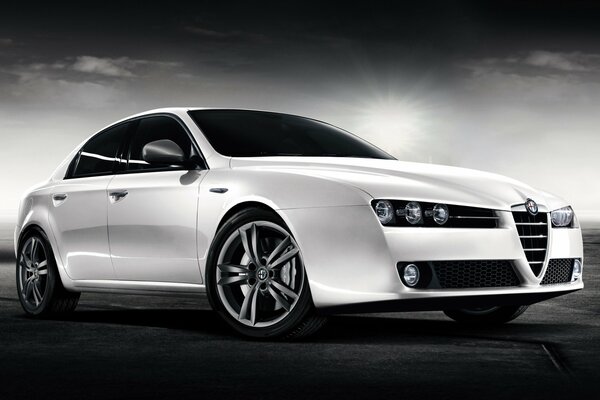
(216, 221, 305, 328)
(18, 237, 49, 308)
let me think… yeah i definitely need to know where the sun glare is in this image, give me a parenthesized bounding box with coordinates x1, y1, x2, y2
(352, 95, 430, 157)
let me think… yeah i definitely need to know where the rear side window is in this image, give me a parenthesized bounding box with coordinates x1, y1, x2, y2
(72, 123, 128, 178)
(127, 116, 195, 172)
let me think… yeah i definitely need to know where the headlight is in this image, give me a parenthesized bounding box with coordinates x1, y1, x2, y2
(405, 202, 422, 225)
(375, 200, 394, 225)
(433, 204, 449, 225)
(551, 206, 574, 227)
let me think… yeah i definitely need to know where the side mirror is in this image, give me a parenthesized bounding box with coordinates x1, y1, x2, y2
(142, 139, 186, 165)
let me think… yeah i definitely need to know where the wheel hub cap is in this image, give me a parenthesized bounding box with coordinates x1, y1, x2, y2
(257, 267, 268, 281)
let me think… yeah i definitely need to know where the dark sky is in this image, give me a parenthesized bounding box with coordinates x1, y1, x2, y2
(1, 1, 599, 219)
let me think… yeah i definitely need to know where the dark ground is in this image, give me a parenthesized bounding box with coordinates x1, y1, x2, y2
(0, 224, 598, 399)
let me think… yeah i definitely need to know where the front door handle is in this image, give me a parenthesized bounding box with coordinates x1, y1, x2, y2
(109, 190, 128, 202)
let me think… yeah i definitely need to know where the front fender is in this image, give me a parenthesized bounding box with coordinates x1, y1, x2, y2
(281, 205, 401, 308)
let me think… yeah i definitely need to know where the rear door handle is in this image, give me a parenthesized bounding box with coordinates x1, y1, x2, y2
(52, 193, 68, 206)
(109, 190, 128, 202)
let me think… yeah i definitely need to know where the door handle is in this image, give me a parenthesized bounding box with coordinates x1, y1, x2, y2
(52, 193, 68, 206)
(109, 190, 129, 202)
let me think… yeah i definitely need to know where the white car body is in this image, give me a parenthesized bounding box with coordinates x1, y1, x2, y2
(15, 107, 584, 314)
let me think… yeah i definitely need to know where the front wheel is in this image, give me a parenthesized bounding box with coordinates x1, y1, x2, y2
(206, 208, 327, 339)
(444, 305, 529, 325)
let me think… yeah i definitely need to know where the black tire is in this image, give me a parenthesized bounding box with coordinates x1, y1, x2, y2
(444, 305, 529, 325)
(16, 230, 80, 317)
(206, 207, 327, 339)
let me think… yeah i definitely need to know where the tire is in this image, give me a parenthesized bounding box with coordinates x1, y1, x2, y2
(16, 230, 80, 317)
(443, 305, 529, 325)
(206, 207, 327, 339)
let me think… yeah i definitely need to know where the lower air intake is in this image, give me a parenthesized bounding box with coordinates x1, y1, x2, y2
(541, 259, 574, 285)
(431, 260, 520, 289)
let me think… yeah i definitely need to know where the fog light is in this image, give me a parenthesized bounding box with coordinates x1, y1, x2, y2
(403, 264, 420, 287)
(572, 259, 582, 282)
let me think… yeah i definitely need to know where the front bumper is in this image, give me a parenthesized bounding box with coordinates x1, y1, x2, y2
(282, 206, 584, 312)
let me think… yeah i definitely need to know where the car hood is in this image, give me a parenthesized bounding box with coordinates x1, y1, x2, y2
(230, 157, 568, 212)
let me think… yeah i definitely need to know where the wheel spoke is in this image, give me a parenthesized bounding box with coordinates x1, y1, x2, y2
(32, 283, 42, 306)
(238, 284, 259, 324)
(239, 225, 261, 265)
(21, 259, 34, 273)
(218, 275, 247, 286)
(37, 260, 48, 275)
(30, 238, 38, 264)
(266, 236, 290, 265)
(249, 289, 259, 326)
(217, 264, 248, 273)
(271, 280, 298, 300)
(22, 280, 33, 298)
(267, 284, 291, 311)
(268, 246, 299, 269)
(22, 250, 32, 268)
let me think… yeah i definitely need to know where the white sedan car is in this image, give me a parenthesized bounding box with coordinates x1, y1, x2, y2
(15, 108, 584, 338)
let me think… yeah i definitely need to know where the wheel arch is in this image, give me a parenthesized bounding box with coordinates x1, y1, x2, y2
(17, 224, 48, 250)
(16, 221, 75, 292)
(217, 201, 282, 230)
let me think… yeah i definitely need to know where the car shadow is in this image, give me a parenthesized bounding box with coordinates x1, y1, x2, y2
(37, 306, 575, 345)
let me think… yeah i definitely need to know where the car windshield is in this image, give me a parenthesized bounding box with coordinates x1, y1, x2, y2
(188, 109, 394, 159)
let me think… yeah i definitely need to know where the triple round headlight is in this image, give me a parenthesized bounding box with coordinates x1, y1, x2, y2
(404, 202, 422, 225)
(374, 200, 450, 226)
(375, 200, 394, 225)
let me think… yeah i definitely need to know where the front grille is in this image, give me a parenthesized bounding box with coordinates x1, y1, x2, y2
(513, 211, 548, 276)
(431, 260, 520, 289)
(541, 259, 574, 285)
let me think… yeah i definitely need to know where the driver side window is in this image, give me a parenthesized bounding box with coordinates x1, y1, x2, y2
(127, 116, 195, 172)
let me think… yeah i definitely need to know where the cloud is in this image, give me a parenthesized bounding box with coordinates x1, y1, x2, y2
(4, 56, 182, 83)
(0, 38, 12, 46)
(462, 50, 600, 77)
(70, 56, 182, 77)
(71, 56, 136, 77)
(523, 51, 596, 72)
(0, 55, 184, 109)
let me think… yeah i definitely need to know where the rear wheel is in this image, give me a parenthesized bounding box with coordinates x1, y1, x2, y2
(206, 208, 326, 339)
(16, 231, 80, 317)
(444, 305, 529, 325)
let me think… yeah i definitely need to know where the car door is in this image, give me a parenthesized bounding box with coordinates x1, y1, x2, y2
(107, 115, 206, 283)
(48, 122, 130, 281)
